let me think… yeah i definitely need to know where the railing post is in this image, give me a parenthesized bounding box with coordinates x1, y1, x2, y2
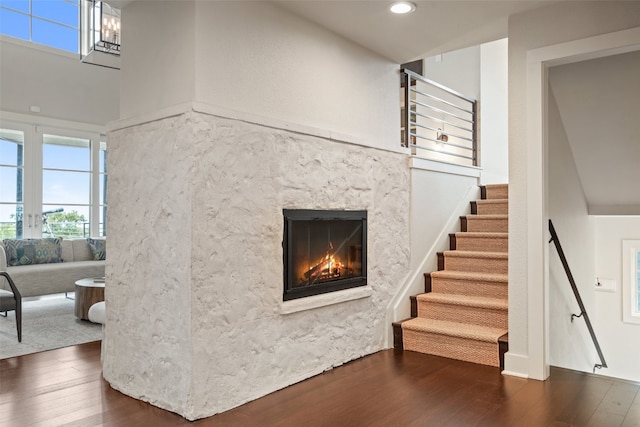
(401, 69, 410, 148)
(472, 100, 478, 166)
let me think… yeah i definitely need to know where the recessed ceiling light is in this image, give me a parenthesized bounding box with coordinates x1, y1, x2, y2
(389, 2, 416, 14)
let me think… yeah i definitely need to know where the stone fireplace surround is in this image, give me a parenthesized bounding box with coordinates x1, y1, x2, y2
(103, 106, 410, 420)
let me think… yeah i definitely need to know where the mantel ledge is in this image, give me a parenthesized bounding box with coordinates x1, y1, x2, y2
(280, 286, 373, 315)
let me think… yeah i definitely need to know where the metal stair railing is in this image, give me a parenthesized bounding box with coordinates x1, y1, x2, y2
(401, 68, 477, 166)
(548, 219, 607, 373)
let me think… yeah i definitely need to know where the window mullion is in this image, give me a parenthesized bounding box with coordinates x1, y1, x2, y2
(90, 133, 101, 237)
(24, 124, 43, 237)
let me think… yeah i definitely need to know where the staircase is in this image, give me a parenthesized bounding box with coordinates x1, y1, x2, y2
(393, 184, 509, 368)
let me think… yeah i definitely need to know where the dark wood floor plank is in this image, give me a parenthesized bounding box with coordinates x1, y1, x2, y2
(477, 379, 548, 426)
(553, 369, 614, 426)
(2, 342, 640, 427)
(599, 381, 640, 416)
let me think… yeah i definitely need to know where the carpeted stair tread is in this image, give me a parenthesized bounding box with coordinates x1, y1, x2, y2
(453, 232, 508, 238)
(472, 199, 508, 215)
(429, 270, 507, 283)
(416, 293, 507, 311)
(442, 250, 508, 260)
(476, 199, 508, 205)
(451, 232, 508, 252)
(482, 184, 509, 200)
(461, 215, 508, 233)
(440, 250, 508, 274)
(426, 271, 508, 299)
(401, 317, 506, 343)
(464, 214, 508, 220)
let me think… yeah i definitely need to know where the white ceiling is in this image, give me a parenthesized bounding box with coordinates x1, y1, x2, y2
(273, 0, 553, 63)
(549, 50, 640, 215)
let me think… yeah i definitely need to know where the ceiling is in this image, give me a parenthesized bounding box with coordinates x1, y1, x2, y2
(549, 50, 640, 215)
(273, 1, 554, 63)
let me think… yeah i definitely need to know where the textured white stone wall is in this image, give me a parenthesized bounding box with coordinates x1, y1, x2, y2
(102, 115, 195, 413)
(103, 110, 410, 419)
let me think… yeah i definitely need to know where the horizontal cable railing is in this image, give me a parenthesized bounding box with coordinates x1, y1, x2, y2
(401, 69, 477, 166)
(549, 220, 607, 373)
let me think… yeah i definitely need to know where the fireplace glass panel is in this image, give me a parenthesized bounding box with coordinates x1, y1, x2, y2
(283, 210, 367, 300)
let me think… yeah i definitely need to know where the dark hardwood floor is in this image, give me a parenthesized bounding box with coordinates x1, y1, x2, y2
(1, 342, 639, 426)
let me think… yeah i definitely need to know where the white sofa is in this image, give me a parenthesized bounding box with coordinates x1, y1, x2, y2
(0, 238, 105, 298)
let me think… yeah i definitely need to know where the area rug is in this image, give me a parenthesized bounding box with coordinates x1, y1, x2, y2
(0, 295, 102, 359)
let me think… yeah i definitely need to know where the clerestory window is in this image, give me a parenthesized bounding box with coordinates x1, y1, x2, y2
(0, 0, 79, 53)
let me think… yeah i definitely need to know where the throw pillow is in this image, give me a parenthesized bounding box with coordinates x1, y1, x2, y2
(3, 238, 63, 266)
(87, 237, 106, 261)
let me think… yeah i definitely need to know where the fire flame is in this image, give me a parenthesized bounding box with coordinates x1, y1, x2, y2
(298, 243, 346, 286)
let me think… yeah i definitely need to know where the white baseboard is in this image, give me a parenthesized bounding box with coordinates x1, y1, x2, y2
(503, 351, 530, 379)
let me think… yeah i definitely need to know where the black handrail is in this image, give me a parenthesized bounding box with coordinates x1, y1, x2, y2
(548, 220, 607, 373)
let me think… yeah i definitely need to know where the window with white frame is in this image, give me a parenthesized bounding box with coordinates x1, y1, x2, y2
(0, 0, 80, 53)
(622, 240, 640, 324)
(0, 121, 106, 239)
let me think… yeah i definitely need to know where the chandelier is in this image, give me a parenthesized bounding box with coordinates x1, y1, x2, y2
(80, 1, 121, 69)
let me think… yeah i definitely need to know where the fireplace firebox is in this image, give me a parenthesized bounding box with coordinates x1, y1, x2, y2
(283, 209, 367, 301)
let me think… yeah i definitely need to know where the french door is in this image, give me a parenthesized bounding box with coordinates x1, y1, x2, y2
(0, 121, 106, 239)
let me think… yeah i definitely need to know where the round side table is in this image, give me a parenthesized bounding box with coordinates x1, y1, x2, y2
(75, 278, 105, 320)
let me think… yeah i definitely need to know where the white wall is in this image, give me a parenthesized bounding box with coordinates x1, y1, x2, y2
(479, 39, 508, 185)
(547, 88, 597, 374)
(0, 38, 119, 125)
(594, 216, 640, 383)
(409, 167, 479, 272)
(120, 1, 401, 153)
(119, 1, 195, 120)
(424, 45, 480, 100)
(423, 41, 508, 184)
(547, 50, 640, 215)
(507, 2, 640, 379)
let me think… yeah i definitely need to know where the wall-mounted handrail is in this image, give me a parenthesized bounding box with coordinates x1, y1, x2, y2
(548, 220, 607, 373)
(401, 68, 477, 166)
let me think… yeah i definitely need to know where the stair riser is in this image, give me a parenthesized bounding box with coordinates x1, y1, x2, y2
(417, 302, 507, 329)
(429, 277, 508, 299)
(403, 329, 500, 367)
(471, 201, 508, 215)
(451, 236, 508, 252)
(462, 218, 508, 233)
(443, 256, 508, 274)
(481, 185, 508, 200)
